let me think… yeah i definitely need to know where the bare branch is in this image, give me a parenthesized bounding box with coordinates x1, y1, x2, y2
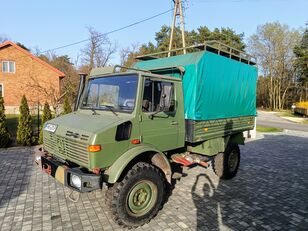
(81, 27, 117, 73)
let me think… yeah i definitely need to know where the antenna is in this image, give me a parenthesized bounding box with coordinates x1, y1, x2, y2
(168, 0, 187, 57)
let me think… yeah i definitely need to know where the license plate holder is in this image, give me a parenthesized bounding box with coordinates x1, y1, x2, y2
(41, 156, 66, 184)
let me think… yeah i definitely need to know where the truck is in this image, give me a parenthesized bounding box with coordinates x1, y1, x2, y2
(35, 41, 258, 228)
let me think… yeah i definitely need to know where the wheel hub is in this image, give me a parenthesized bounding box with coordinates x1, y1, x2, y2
(133, 189, 148, 206)
(127, 180, 157, 216)
(228, 150, 239, 172)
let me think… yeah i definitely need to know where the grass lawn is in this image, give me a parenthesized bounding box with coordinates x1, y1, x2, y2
(256, 125, 283, 133)
(277, 110, 299, 118)
(6, 114, 40, 143)
(277, 111, 295, 117)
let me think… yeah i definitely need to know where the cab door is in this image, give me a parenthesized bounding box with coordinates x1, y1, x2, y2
(140, 78, 180, 151)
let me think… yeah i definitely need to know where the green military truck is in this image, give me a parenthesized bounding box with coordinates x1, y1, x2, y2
(35, 41, 257, 228)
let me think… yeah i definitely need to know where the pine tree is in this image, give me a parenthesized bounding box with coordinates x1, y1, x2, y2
(16, 95, 34, 146)
(62, 96, 72, 115)
(0, 97, 10, 148)
(39, 102, 52, 144)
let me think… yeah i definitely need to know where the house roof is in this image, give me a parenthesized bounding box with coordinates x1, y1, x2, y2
(0, 41, 65, 77)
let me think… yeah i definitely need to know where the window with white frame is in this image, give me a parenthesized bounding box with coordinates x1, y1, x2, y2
(0, 84, 3, 97)
(2, 61, 15, 73)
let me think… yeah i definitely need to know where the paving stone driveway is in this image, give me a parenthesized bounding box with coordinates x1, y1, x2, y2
(0, 133, 308, 231)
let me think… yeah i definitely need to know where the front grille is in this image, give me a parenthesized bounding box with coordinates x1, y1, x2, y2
(44, 132, 89, 167)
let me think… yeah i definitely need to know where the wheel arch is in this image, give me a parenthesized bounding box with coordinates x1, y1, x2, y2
(104, 144, 172, 184)
(227, 132, 245, 147)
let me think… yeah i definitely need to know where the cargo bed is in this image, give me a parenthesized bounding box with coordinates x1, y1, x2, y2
(185, 116, 255, 143)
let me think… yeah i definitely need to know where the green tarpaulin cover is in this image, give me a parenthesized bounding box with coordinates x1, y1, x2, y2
(134, 51, 258, 121)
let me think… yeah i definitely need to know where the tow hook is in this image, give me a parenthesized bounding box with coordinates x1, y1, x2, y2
(42, 163, 52, 175)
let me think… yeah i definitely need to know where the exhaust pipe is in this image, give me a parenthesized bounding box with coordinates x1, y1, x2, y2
(74, 73, 87, 111)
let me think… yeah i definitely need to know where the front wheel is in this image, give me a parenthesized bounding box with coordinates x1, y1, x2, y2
(106, 162, 165, 228)
(212, 143, 240, 179)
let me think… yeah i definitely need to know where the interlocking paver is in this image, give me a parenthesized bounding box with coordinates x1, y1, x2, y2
(0, 133, 308, 230)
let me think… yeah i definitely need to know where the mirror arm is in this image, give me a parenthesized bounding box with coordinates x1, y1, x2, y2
(148, 109, 164, 119)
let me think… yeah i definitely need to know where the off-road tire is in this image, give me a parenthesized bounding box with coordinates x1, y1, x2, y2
(212, 143, 240, 179)
(106, 162, 165, 228)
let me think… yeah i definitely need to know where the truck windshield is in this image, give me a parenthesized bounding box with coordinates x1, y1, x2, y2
(81, 74, 138, 113)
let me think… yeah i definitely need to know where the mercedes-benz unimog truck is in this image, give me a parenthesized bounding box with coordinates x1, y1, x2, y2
(35, 41, 258, 228)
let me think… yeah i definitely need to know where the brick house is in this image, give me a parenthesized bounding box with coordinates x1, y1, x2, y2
(0, 41, 65, 114)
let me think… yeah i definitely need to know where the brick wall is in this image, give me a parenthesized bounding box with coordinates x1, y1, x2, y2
(0, 45, 63, 113)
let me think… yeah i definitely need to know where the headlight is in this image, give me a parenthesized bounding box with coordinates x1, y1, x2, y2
(71, 175, 82, 189)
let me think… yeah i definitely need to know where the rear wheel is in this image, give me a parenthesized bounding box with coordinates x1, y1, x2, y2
(106, 162, 165, 228)
(212, 143, 240, 179)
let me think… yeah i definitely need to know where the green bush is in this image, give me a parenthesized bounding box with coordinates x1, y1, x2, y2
(16, 95, 34, 146)
(62, 96, 72, 115)
(0, 97, 11, 148)
(39, 102, 52, 144)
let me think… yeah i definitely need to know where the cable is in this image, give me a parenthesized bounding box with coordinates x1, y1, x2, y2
(4, 8, 174, 62)
(40, 8, 174, 54)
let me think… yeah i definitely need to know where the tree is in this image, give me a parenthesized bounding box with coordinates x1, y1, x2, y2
(0, 97, 10, 148)
(16, 42, 30, 51)
(38, 102, 52, 144)
(25, 53, 79, 112)
(122, 25, 246, 67)
(62, 96, 72, 115)
(150, 25, 245, 52)
(196, 26, 245, 50)
(248, 22, 301, 110)
(119, 43, 140, 67)
(81, 27, 117, 74)
(25, 74, 65, 112)
(294, 23, 308, 101)
(256, 76, 270, 108)
(53, 55, 79, 105)
(38, 54, 79, 106)
(16, 95, 34, 146)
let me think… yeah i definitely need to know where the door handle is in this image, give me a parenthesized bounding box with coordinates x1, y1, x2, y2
(170, 121, 178, 125)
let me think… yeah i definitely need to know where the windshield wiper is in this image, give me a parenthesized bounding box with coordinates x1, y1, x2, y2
(101, 105, 118, 116)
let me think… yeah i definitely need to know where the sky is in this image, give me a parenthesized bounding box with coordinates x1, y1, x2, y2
(1, 0, 307, 65)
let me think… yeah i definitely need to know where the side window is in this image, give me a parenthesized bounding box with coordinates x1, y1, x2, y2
(142, 79, 175, 112)
(9, 61, 15, 73)
(142, 80, 153, 112)
(2, 61, 15, 73)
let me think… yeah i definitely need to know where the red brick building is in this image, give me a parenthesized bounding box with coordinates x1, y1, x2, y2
(0, 41, 65, 114)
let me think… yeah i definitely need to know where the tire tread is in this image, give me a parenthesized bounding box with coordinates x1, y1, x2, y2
(106, 162, 165, 228)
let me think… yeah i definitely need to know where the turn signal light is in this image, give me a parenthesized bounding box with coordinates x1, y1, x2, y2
(131, 139, 141, 144)
(88, 145, 101, 152)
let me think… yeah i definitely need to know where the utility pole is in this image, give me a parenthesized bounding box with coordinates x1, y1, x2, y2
(168, 0, 186, 57)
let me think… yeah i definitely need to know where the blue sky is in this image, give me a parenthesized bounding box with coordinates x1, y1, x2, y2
(1, 0, 307, 65)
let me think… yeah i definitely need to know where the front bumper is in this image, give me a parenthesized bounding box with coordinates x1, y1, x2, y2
(34, 146, 102, 193)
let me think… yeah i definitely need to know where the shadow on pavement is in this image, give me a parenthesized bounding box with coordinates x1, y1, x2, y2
(0, 147, 33, 208)
(192, 134, 308, 230)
